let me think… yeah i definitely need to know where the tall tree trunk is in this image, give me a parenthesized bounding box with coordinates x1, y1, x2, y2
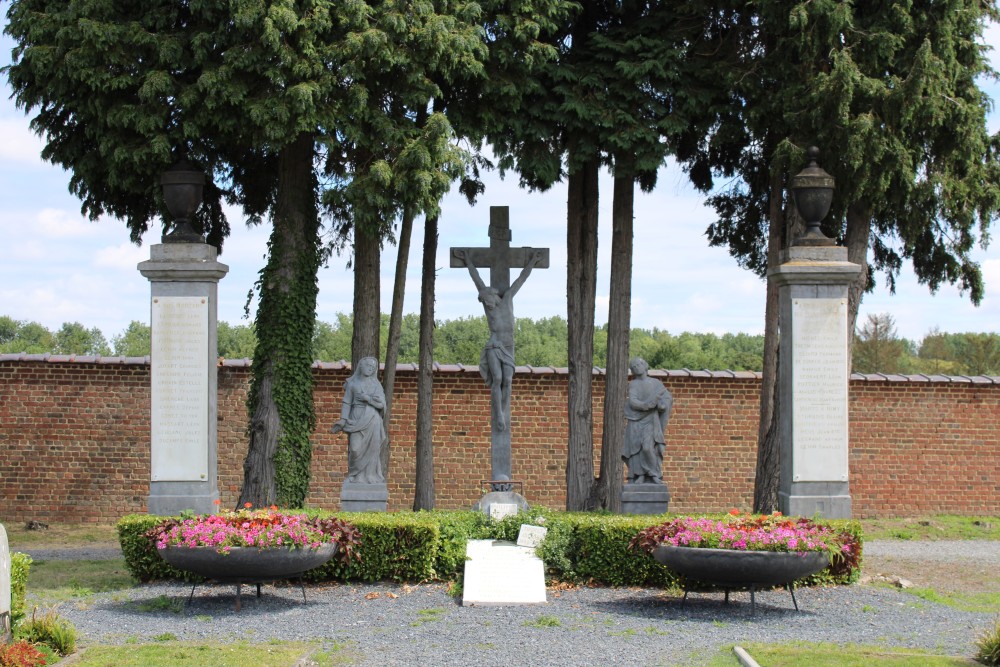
(565, 157, 600, 511)
(413, 214, 438, 510)
(590, 173, 633, 511)
(240, 133, 320, 509)
(753, 168, 785, 513)
(351, 225, 381, 366)
(381, 206, 415, 476)
(844, 201, 871, 367)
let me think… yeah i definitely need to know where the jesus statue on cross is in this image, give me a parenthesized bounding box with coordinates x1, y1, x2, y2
(450, 207, 549, 491)
(453, 247, 543, 431)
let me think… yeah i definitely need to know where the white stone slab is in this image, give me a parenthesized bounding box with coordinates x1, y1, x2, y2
(791, 297, 849, 482)
(0, 523, 10, 641)
(516, 524, 548, 548)
(151, 296, 209, 481)
(489, 503, 519, 521)
(462, 540, 546, 606)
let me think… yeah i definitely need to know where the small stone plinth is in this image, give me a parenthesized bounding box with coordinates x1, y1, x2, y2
(340, 482, 388, 512)
(621, 482, 670, 515)
(473, 490, 530, 517)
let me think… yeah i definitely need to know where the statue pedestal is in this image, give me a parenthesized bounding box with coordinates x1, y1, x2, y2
(621, 482, 670, 515)
(340, 482, 387, 512)
(473, 490, 529, 518)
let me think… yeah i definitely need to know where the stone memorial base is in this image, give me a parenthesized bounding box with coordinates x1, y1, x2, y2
(148, 482, 219, 516)
(473, 490, 530, 518)
(779, 481, 851, 519)
(340, 482, 388, 512)
(462, 540, 546, 606)
(621, 482, 670, 515)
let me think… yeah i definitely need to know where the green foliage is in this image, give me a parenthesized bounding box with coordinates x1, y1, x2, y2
(217, 322, 256, 360)
(309, 512, 442, 583)
(853, 313, 914, 374)
(0, 318, 54, 355)
(14, 608, 77, 656)
(977, 618, 1000, 666)
(10, 311, 1000, 375)
(9, 554, 30, 627)
(111, 321, 151, 357)
(116, 515, 200, 583)
(117, 510, 861, 589)
(693, 1, 999, 305)
(247, 208, 322, 508)
(53, 322, 110, 356)
(740, 641, 976, 666)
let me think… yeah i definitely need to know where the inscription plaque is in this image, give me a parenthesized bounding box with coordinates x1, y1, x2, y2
(791, 298, 849, 482)
(151, 296, 209, 481)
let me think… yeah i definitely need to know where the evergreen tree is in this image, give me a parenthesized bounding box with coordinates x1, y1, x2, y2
(678, 0, 1000, 511)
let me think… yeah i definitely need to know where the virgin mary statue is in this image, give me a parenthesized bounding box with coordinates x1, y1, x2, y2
(332, 356, 387, 484)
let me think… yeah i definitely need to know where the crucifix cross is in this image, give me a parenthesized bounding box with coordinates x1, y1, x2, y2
(449, 206, 550, 288)
(450, 206, 549, 492)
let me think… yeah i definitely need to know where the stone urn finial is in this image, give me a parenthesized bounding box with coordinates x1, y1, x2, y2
(790, 146, 836, 246)
(161, 160, 206, 243)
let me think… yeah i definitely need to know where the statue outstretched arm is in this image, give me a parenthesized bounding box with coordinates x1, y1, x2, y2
(508, 250, 544, 298)
(453, 249, 487, 293)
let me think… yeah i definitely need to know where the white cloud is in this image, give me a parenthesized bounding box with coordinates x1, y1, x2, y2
(35, 208, 107, 239)
(0, 118, 45, 167)
(93, 242, 147, 271)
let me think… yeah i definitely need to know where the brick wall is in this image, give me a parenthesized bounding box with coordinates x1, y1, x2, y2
(1, 357, 997, 522)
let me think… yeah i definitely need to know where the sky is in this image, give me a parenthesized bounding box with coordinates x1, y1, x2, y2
(1, 25, 999, 345)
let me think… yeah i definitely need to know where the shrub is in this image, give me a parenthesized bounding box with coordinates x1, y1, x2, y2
(0, 640, 46, 667)
(976, 617, 1000, 665)
(15, 608, 77, 656)
(8, 554, 30, 627)
(117, 510, 862, 587)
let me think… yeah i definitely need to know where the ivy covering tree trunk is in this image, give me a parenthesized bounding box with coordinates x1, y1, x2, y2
(240, 133, 321, 509)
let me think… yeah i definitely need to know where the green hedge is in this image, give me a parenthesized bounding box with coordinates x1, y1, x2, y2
(10, 552, 31, 626)
(117, 510, 862, 587)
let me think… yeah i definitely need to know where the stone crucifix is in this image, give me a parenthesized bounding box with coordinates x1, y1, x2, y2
(451, 206, 549, 491)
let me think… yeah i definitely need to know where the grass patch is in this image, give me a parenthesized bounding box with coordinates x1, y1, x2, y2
(860, 516, 1000, 541)
(134, 594, 185, 614)
(26, 558, 136, 604)
(409, 607, 446, 626)
(905, 587, 1000, 613)
(4, 522, 119, 549)
(69, 641, 355, 667)
(732, 641, 978, 666)
(523, 615, 561, 628)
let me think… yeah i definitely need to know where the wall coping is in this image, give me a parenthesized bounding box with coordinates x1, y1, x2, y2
(2, 353, 998, 384)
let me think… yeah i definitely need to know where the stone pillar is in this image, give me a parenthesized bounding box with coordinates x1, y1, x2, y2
(138, 243, 228, 515)
(770, 245, 861, 519)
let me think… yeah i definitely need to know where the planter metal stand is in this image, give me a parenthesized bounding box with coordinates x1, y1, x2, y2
(160, 544, 337, 611)
(653, 545, 828, 616)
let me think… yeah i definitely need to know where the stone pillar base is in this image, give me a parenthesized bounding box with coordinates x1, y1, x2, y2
(340, 482, 388, 512)
(621, 482, 670, 515)
(473, 490, 530, 518)
(147, 481, 219, 516)
(779, 490, 852, 520)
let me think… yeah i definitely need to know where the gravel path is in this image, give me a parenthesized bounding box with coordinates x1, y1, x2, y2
(22, 540, 1000, 666)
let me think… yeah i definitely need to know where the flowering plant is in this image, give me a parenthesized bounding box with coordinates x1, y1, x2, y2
(631, 510, 856, 564)
(148, 503, 361, 561)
